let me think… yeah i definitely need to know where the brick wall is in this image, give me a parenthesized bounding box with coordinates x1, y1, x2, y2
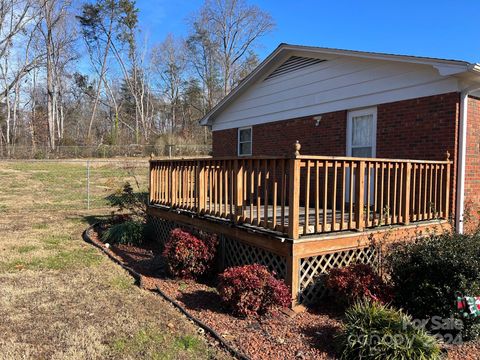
(213, 93, 459, 160)
(211, 92, 460, 218)
(377, 93, 459, 160)
(464, 96, 480, 232)
(212, 110, 347, 157)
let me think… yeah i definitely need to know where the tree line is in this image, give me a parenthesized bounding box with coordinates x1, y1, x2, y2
(0, 0, 274, 156)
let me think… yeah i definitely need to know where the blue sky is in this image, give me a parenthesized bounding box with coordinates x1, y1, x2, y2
(137, 0, 480, 63)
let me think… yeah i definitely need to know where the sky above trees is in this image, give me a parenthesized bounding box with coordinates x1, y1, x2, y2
(137, 0, 479, 62)
(1, 0, 478, 158)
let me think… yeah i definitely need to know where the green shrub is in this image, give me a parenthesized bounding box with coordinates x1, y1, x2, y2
(102, 221, 145, 246)
(386, 231, 480, 339)
(106, 182, 148, 221)
(337, 300, 441, 360)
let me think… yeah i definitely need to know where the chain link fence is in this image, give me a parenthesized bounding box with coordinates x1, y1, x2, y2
(1, 159, 151, 212)
(0, 144, 211, 159)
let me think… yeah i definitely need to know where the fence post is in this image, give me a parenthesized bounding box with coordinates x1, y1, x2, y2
(86, 160, 90, 210)
(288, 141, 301, 240)
(355, 160, 366, 230)
(403, 162, 412, 225)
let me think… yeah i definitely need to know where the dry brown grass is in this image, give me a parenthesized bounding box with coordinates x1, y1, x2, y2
(0, 160, 228, 360)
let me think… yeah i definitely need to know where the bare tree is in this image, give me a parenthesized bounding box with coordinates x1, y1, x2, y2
(195, 0, 274, 95)
(186, 22, 221, 113)
(78, 0, 139, 143)
(0, 0, 43, 152)
(152, 34, 187, 133)
(38, 0, 75, 149)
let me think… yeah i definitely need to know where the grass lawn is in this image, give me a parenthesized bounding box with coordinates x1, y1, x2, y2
(0, 160, 227, 360)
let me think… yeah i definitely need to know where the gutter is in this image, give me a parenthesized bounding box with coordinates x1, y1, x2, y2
(456, 85, 480, 233)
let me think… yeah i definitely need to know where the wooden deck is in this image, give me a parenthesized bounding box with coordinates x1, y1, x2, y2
(148, 148, 453, 307)
(149, 150, 452, 240)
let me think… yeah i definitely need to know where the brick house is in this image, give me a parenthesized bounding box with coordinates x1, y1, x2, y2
(149, 44, 480, 305)
(201, 44, 480, 234)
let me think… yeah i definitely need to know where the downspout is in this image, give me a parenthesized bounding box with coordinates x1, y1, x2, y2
(456, 85, 480, 233)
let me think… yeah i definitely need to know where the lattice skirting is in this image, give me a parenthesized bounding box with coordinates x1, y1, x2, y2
(222, 236, 287, 280)
(148, 215, 287, 279)
(298, 246, 379, 304)
(148, 215, 178, 249)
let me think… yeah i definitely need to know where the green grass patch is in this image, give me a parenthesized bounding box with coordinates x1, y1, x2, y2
(33, 223, 48, 230)
(0, 248, 102, 272)
(174, 335, 202, 351)
(16, 245, 38, 254)
(109, 275, 134, 290)
(42, 234, 71, 248)
(110, 327, 205, 359)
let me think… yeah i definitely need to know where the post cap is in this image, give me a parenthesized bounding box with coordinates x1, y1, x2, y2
(294, 141, 301, 157)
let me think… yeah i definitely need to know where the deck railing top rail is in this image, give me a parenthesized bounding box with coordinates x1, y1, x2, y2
(150, 155, 452, 165)
(149, 142, 452, 240)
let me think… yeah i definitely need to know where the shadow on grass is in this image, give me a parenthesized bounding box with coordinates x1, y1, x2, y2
(81, 214, 112, 226)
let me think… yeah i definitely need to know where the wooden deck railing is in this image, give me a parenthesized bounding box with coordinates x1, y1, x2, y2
(149, 146, 452, 240)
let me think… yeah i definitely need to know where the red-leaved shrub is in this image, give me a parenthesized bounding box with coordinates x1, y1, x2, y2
(324, 263, 393, 305)
(218, 264, 290, 317)
(163, 228, 217, 279)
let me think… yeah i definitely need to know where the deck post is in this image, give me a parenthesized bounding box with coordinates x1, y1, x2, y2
(355, 161, 366, 230)
(403, 162, 412, 225)
(197, 160, 205, 214)
(149, 158, 154, 204)
(286, 246, 300, 307)
(445, 151, 451, 220)
(288, 141, 301, 240)
(234, 159, 244, 223)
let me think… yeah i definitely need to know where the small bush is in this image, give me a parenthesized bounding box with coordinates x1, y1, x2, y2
(387, 231, 480, 339)
(218, 264, 290, 317)
(324, 263, 393, 305)
(102, 221, 144, 246)
(106, 182, 148, 221)
(337, 300, 441, 360)
(163, 228, 217, 279)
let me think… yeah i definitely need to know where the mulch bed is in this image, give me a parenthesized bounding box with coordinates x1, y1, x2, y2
(86, 225, 480, 360)
(88, 224, 342, 359)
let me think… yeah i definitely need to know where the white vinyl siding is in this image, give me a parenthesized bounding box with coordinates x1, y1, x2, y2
(212, 56, 460, 131)
(238, 127, 252, 156)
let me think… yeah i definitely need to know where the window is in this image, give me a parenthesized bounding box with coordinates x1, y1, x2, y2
(238, 127, 252, 156)
(346, 108, 377, 158)
(346, 107, 377, 203)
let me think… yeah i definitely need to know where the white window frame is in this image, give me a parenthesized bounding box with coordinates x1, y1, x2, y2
(237, 126, 252, 156)
(346, 107, 377, 158)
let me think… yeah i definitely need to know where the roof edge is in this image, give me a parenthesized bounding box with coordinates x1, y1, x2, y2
(200, 43, 479, 127)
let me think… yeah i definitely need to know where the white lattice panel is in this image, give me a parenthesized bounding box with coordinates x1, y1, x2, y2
(149, 215, 177, 249)
(223, 236, 287, 279)
(298, 246, 379, 304)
